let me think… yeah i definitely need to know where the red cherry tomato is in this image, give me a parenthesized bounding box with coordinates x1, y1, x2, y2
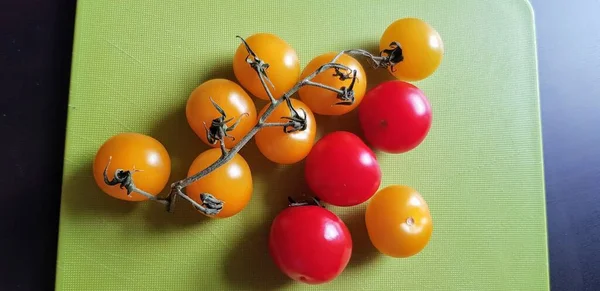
(304, 131, 381, 206)
(358, 80, 432, 153)
(269, 205, 352, 284)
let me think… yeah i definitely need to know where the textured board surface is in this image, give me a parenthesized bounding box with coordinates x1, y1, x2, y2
(56, 0, 549, 290)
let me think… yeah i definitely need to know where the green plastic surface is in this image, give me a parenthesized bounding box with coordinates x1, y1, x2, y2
(56, 0, 549, 290)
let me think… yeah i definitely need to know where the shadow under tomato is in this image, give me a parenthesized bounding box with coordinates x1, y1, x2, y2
(250, 145, 315, 216)
(237, 138, 277, 179)
(151, 103, 209, 187)
(143, 197, 213, 230)
(338, 204, 381, 269)
(206, 59, 236, 82)
(224, 219, 292, 290)
(314, 108, 363, 141)
(237, 134, 317, 211)
(236, 134, 302, 220)
(61, 161, 139, 215)
(237, 136, 292, 213)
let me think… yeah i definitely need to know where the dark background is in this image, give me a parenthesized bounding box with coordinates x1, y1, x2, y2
(1, 0, 599, 290)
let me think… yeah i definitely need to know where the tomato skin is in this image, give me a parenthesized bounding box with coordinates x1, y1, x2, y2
(269, 206, 352, 284)
(365, 185, 432, 258)
(380, 18, 444, 81)
(298, 52, 367, 115)
(304, 131, 381, 206)
(255, 99, 316, 164)
(233, 33, 300, 100)
(93, 133, 171, 201)
(186, 79, 257, 149)
(186, 148, 252, 218)
(358, 80, 432, 153)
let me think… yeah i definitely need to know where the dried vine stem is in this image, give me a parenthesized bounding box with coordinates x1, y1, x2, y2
(104, 36, 404, 216)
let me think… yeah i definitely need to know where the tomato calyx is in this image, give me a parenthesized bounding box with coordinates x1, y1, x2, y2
(102, 156, 167, 204)
(287, 196, 324, 208)
(259, 98, 309, 134)
(335, 70, 357, 106)
(327, 67, 359, 106)
(280, 98, 308, 133)
(197, 193, 224, 214)
(203, 97, 249, 155)
(332, 66, 354, 81)
(301, 68, 358, 107)
(103, 156, 139, 196)
(378, 41, 404, 72)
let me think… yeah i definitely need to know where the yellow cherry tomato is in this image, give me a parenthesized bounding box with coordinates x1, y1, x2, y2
(186, 79, 257, 149)
(298, 52, 367, 115)
(186, 148, 253, 218)
(93, 133, 171, 201)
(380, 18, 444, 81)
(255, 99, 316, 164)
(233, 33, 300, 100)
(365, 185, 433, 258)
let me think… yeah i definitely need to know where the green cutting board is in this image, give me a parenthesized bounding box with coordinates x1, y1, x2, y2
(56, 0, 548, 290)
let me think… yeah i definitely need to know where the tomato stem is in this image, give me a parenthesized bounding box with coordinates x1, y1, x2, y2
(260, 121, 297, 128)
(303, 80, 344, 94)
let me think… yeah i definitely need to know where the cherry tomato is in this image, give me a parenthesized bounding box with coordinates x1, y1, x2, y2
(298, 52, 367, 115)
(186, 148, 252, 218)
(358, 80, 432, 153)
(365, 185, 432, 258)
(93, 133, 171, 201)
(304, 131, 381, 206)
(233, 33, 300, 100)
(255, 99, 316, 164)
(269, 205, 352, 284)
(186, 79, 257, 149)
(380, 18, 444, 81)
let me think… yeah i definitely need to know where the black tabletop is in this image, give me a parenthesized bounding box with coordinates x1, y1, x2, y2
(1, 0, 599, 290)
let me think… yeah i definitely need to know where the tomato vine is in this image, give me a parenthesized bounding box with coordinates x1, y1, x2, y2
(101, 36, 404, 216)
